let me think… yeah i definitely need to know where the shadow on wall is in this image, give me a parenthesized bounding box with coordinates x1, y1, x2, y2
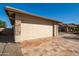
(0, 28, 14, 43)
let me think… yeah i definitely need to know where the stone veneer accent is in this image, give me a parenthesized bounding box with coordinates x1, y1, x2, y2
(14, 14, 21, 42)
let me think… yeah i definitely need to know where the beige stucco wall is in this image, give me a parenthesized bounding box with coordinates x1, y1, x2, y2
(53, 25, 58, 36)
(20, 23, 53, 41)
(14, 13, 58, 42)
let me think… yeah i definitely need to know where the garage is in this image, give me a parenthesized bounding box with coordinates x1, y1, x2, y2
(5, 6, 61, 42)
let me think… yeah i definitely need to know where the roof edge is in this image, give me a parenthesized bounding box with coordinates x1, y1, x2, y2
(5, 6, 62, 24)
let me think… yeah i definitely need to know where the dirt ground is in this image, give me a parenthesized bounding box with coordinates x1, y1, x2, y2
(20, 33, 79, 56)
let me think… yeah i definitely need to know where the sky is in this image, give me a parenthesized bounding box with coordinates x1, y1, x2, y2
(0, 3, 79, 28)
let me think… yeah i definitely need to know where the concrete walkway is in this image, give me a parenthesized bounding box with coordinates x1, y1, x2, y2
(59, 32, 79, 42)
(0, 36, 23, 56)
(0, 42, 23, 56)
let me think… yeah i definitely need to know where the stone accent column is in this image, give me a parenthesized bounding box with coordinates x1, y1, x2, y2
(14, 14, 21, 42)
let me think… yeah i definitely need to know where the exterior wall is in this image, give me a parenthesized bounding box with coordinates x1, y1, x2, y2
(53, 25, 58, 36)
(21, 23, 53, 41)
(14, 14, 21, 42)
(56, 25, 58, 36)
(14, 13, 58, 42)
(20, 15, 53, 42)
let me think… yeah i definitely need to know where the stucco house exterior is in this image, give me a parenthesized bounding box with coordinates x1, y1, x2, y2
(59, 23, 79, 33)
(5, 6, 62, 42)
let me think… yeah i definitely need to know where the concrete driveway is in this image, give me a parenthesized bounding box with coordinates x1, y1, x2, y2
(0, 35, 23, 56)
(59, 32, 79, 42)
(0, 33, 79, 56)
(20, 33, 79, 56)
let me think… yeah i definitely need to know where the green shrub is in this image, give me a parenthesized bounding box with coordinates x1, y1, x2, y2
(0, 20, 6, 28)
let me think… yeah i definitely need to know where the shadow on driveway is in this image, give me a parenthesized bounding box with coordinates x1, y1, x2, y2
(0, 35, 14, 43)
(0, 35, 23, 56)
(61, 33, 79, 42)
